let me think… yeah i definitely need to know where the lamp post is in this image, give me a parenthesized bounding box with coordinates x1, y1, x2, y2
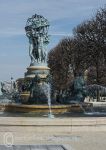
(11, 77, 13, 92)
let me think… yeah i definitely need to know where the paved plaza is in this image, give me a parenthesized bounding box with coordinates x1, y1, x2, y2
(0, 145, 67, 150)
(0, 117, 106, 150)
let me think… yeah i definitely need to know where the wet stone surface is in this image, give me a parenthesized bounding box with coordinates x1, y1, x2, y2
(0, 145, 67, 150)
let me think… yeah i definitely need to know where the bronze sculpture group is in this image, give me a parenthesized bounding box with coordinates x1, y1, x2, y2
(25, 14, 49, 65)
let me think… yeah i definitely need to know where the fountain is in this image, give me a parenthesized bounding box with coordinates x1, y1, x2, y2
(20, 14, 50, 104)
(46, 83, 55, 118)
(0, 14, 106, 116)
(0, 14, 74, 115)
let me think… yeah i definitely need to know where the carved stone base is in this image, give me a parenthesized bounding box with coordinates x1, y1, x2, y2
(20, 64, 51, 104)
(25, 65, 50, 79)
(20, 91, 30, 104)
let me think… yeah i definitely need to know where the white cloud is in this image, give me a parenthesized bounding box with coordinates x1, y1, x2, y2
(50, 32, 72, 37)
(0, 28, 24, 37)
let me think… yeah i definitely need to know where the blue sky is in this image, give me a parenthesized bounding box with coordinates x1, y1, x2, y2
(0, 0, 105, 81)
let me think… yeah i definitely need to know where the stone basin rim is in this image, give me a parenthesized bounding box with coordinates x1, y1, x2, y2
(0, 103, 73, 108)
(0, 103, 91, 108)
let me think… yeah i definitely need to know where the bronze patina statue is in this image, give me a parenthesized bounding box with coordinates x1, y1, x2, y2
(20, 14, 50, 104)
(73, 73, 87, 102)
(25, 14, 50, 65)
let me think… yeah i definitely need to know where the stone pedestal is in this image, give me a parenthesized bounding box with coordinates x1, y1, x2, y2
(20, 64, 50, 104)
(25, 65, 50, 79)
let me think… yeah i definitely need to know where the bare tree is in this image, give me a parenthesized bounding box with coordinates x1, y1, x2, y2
(48, 38, 75, 94)
(48, 6, 106, 101)
(73, 7, 106, 100)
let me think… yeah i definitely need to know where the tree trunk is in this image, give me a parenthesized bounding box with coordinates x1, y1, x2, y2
(96, 60, 100, 102)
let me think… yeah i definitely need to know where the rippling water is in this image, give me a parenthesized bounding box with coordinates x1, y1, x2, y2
(0, 110, 106, 117)
(0, 98, 106, 117)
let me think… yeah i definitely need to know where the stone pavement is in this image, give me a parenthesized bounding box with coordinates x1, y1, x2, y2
(0, 117, 106, 150)
(0, 145, 67, 150)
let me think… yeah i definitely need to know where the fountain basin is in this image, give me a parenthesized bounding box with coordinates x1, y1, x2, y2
(20, 91, 30, 103)
(0, 103, 92, 113)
